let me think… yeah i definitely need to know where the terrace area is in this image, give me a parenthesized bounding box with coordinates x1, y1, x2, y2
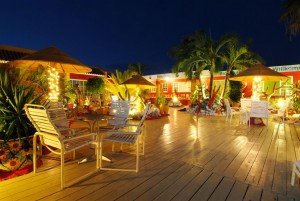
(1, 107, 300, 201)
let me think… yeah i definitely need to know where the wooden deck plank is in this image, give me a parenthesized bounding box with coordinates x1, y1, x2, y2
(243, 185, 263, 201)
(104, 160, 185, 201)
(134, 163, 193, 201)
(190, 173, 223, 201)
(226, 180, 248, 201)
(153, 166, 203, 201)
(260, 190, 278, 201)
(207, 177, 235, 201)
(171, 169, 213, 201)
(245, 127, 275, 185)
(1, 108, 300, 200)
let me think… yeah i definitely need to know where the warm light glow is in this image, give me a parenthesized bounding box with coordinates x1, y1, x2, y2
(165, 76, 170, 82)
(252, 76, 262, 100)
(112, 95, 118, 101)
(47, 66, 59, 100)
(278, 99, 285, 108)
(254, 76, 262, 82)
(129, 107, 138, 115)
(173, 96, 178, 102)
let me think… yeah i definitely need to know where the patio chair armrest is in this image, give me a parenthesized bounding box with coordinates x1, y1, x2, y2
(103, 130, 140, 136)
(231, 107, 240, 111)
(63, 132, 97, 142)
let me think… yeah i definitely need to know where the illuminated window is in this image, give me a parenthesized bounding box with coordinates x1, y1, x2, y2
(173, 82, 179, 92)
(150, 87, 156, 93)
(162, 83, 168, 92)
(279, 76, 293, 96)
(71, 80, 87, 98)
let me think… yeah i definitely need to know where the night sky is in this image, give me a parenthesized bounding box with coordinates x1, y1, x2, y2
(2, 0, 300, 75)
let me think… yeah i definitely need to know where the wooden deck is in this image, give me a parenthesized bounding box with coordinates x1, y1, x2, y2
(1, 108, 300, 201)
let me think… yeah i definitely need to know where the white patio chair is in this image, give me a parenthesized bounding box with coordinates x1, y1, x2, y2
(248, 100, 269, 128)
(224, 99, 242, 124)
(25, 104, 99, 189)
(291, 160, 300, 186)
(240, 98, 252, 124)
(44, 101, 90, 134)
(99, 102, 151, 173)
(100, 100, 131, 130)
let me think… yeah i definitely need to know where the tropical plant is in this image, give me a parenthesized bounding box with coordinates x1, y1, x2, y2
(171, 31, 208, 98)
(128, 63, 147, 75)
(86, 77, 105, 95)
(171, 30, 236, 99)
(228, 71, 243, 103)
(63, 80, 76, 104)
(0, 67, 41, 141)
(103, 69, 135, 101)
(86, 77, 105, 106)
(220, 37, 263, 98)
(280, 0, 300, 36)
(155, 95, 167, 106)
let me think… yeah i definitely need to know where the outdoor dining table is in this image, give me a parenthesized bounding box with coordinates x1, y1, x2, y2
(77, 113, 115, 163)
(78, 113, 115, 133)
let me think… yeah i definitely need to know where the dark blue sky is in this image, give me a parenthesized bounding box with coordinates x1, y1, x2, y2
(2, 0, 299, 75)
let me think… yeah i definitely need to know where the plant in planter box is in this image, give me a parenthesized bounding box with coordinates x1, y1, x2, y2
(0, 67, 41, 171)
(155, 95, 168, 115)
(86, 77, 105, 107)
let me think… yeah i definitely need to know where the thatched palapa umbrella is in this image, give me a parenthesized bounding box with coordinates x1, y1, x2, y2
(10, 46, 92, 73)
(10, 46, 92, 101)
(122, 75, 155, 88)
(229, 64, 288, 100)
(229, 64, 287, 81)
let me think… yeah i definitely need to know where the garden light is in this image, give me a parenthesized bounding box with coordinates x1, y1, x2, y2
(48, 66, 59, 101)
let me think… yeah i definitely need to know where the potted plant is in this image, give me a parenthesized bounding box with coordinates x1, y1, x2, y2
(0, 66, 41, 172)
(63, 80, 76, 108)
(155, 95, 168, 115)
(86, 77, 105, 107)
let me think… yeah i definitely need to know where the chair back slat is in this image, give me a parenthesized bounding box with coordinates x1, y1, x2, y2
(25, 104, 61, 137)
(249, 100, 268, 118)
(108, 100, 131, 127)
(44, 102, 68, 127)
(110, 101, 130, 118)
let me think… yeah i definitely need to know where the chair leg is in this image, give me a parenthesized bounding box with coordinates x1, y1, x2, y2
(100, 140, 103, 169)
(96, 137, 100, 169)
(136, 138, 139, 173)
(61, 152, 65, 190)
(33, 135, 37, 174)
(291, 163, 296, 186)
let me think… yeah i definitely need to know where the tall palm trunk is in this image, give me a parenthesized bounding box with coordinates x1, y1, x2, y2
(209, 63, 215, 99)
(221, 65, 233, 98)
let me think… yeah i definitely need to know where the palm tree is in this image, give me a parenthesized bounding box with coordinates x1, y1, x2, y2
(128, 63, 147, 75)
(171, 31, 208, 97)
(171, 30, 236, 98)
(280, 0, 300, 36)
(220, 40, 263, 98)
